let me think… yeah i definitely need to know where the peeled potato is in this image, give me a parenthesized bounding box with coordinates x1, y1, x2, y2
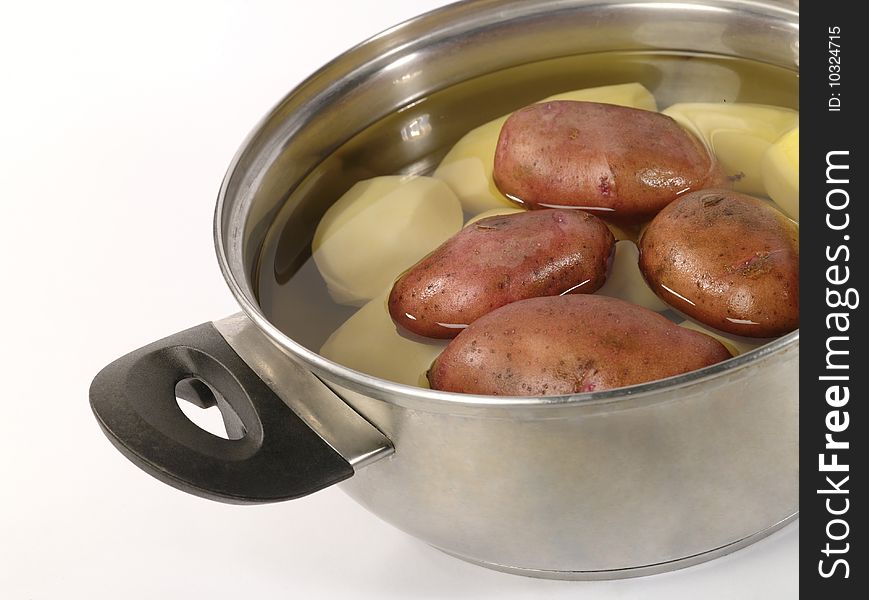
(678, 319, 767, 357)
(661, 103, 798, 196)
(540, 82, 657, 111)
(606, 221, 640, 242)
(596, 240, 669, 312)
(320, 289, 447, 387)
(431, 117, 513, 215)
(465, 206, 525, 226)
(434, 83, 658, 214)
(312, 176, 463, 306)
(762, 127, 799, 221)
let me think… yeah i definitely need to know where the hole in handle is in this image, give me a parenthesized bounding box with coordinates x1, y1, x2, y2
(175, 377, 245, 440)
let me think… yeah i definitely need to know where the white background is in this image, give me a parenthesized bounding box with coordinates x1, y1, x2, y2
(0, 1, 797, 597)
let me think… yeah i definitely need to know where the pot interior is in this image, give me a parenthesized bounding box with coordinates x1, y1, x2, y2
(215, 0, 798, 399)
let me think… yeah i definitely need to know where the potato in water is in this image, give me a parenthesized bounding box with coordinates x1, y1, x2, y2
(312, 176, 463, 306)
(761, 127, 799, 220)
(428, 295, 731, 396)
(433, 83, 657, 214)
(661, 103, 798, 198)
(639, 189, 799, 338)
(493, 101, 726, 222)
(596, 240, 668, 312)
(389, 209, 614, 339)
(678, 319, 766, 357)
(301, 84, 799, 394)
(320, 289, 447, 387)
(465, 207, 525, 226)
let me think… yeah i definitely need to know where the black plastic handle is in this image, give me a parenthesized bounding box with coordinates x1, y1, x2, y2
(90, 322, 353, 504)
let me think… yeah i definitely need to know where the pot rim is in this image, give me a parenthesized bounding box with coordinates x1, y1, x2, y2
(214, 0, 799, 410)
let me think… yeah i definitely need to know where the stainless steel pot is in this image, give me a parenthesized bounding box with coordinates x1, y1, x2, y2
(90, 0, 799, 580)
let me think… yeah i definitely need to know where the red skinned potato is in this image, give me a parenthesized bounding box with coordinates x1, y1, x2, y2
(428, 295, 731, 395)
(638, 189, 799, 337)
(388, 209, 614, 339)
(493, 101, 727, 222)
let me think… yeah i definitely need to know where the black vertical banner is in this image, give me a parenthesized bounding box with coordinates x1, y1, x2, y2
(801, 1, 866, 596)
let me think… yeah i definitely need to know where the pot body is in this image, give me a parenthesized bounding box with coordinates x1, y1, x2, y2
(93, 0, 800, 580)
(330, 348, 797, 577)
(214, 0, 799, 578)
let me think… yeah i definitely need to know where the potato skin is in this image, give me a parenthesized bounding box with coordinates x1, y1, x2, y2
(388, 209, 614, 339)
(493, 101, 727, 223)
(428, 295, 731, 395)
(638, 189, 799, 337)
